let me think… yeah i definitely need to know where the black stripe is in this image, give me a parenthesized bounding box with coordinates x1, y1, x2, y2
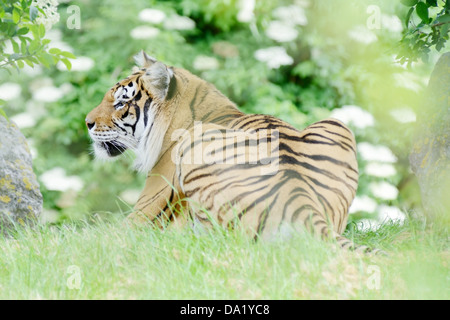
(301, 132, 355, 153)
(189, 85, 201, 119)
(304, 174, 349, 207)
(143, 98, 151, 127)
(317, 119, 352, 133)
(291, 204, 316, 223)
(256, 194, 279, 236)
(280, 188, 314, 225)
(210, 113, 242, 125)
(134, 90, 142, 102)
(112, 119, 127, 133)
(278, 142, 358, 175)
(323, 129, 354, 142)
(279, 154, 355, 191)
(123, 104, 140, 135)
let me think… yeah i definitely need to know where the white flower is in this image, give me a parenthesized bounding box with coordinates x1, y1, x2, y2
(10, 112, 36, 129)
(381, 14, 403, 33)
(369, 181, 399, 200)
(377, 205, 406, 224)
(348, 25, 378, 44)
(130, 26, 160, 39)
(32, 86, 64, 102)
(163, 15, 195, 30)
(138, 8, 166, 24)
(273, 5, 308, 26)
(237, 0, 255, 23)
(254, 46, 294, 69)
(32, 0, 60, 31)
(0, 83, 21, 101)
(265, 21, 299, 42)
(57, 56, 95, 72)
(72, 57, 96, 72)
(193, 56, 219, 71)
(60, 83, 73, 94)
(390, 108, 416, 124)
(330, 105, 374, 129)
(349, 195, 377, 214)
(357, 142, 397, 163)
(40, 167, 84, 192)
(365, 162, 397, 178)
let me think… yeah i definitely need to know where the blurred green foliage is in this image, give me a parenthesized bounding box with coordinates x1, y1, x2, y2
(0, 0, 74, 72)
(0, 0, 75, 117)
(398, 0, 450, 64)
(0, 0, 443, 226)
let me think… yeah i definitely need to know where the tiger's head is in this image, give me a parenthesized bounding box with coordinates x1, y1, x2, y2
(86, 51, 175, 172)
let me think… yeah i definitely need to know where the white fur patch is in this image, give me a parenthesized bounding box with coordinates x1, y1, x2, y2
(133, 102, 170, 173)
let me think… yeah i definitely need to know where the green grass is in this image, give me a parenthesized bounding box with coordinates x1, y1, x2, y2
(0, 215, 448, 300)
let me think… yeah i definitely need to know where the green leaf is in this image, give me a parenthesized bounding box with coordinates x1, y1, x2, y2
(416, 2, 429, 23)
(400, 0, 418, 6)
(60, 58, 72, 70)
(10, 39, 19, 53)
(37, 52, 54, 68)
(48, 47, 61, 55)
(405, 7, 415, 28)
(12, 8, 20, 24)
(29, 24, 39, 39)
(0, 108, 9, 121)
(435, 14, 450, 24)
(16, 27, 28, 35)
(39, 23, 45, 38)
(440, 21, 450, 36)
(426, 0, 438, 6)
(17, 59, 24, 68)
(19, 36, 28, 54)
(24, 58, 34, 67)
(59, 51, 76, 59)
(28, 39, 40, 53)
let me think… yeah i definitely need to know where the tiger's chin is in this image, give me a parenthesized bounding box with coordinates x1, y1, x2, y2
(93, 141, 127, 160)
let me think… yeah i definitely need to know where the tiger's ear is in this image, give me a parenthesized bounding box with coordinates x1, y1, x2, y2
(133, 50, 157, 69)
(142, 61, 173, 101)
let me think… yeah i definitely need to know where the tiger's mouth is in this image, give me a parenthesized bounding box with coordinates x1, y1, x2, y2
(100, 141, 127, 157)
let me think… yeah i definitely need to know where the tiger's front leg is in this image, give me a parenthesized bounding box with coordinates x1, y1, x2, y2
(127, 149, 190, 229)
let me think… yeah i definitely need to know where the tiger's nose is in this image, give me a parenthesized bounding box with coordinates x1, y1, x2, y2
(85, 117, 95, 130)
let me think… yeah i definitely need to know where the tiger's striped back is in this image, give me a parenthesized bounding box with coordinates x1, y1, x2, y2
(175, 115, 360, 246)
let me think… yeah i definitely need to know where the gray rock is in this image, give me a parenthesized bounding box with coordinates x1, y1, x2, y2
(409, 53, 450, 224)
(0, 116, 42, 234)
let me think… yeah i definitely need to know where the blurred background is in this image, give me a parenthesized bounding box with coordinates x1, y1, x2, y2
(0, 0, 444, 229)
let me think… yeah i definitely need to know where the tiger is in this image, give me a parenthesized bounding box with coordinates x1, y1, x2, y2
(86, 50, 378, 253)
